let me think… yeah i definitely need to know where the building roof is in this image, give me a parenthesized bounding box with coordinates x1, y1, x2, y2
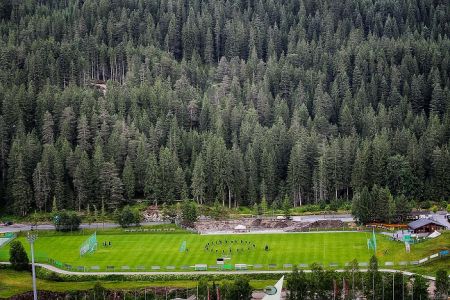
(409, 210, 431, 216)
(408, 218, 446, 230)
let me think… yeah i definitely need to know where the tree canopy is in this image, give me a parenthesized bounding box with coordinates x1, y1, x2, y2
(0, 0, 449, 215)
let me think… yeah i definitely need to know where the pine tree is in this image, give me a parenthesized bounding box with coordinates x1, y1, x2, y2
(11, 155, 32, 216)
(351, 187, 371, 224)
(77, 115, 91, 152)
(73, 150, 91, 211)
(435, 269, 448, 300)
(191, 155, 206, 204)
(122, 156, 135, 200)
(158, 147, 177, 203)
(42, 111, 54, 144)
(339, 103, 355, 136)
(144, 152, 159, 203)
(32, 162, 50, 211)
(204, 28, 214, 64)
(9, 240, 29, 270)
(230, 143, 246, 207)
(430, 83, 445, 117)
(288, 138, 312, 206)
(410, 75, 424, 113)
(100, 161, 124, 211)
(260, 147, 276, 202)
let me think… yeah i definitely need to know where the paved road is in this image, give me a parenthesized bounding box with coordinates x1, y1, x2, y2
(0, 262, 439, 280)
(0, 222, 164, 233)
(292, 213, 354, 222)
(1, 212, 448, 234)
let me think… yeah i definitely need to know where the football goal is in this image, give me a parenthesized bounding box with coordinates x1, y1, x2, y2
(80, 232, 97, 256)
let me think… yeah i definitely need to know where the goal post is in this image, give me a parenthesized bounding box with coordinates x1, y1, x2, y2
(179, 240, 187, 252)
(80, 232, 97, 256)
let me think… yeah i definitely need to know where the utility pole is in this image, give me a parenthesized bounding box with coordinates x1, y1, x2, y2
(27, 233, 38, 300)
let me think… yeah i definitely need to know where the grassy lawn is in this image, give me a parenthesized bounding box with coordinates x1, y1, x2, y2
(0, 268, 275, 298)
(0, 231, 447, 297)
(1, 231, 448, 271)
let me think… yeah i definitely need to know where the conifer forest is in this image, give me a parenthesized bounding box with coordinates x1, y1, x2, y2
(0, 0, 449, 220)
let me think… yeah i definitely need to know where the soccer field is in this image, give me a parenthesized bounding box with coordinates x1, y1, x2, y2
(1, 229, 448, 272)
(0, 230, 428, 271)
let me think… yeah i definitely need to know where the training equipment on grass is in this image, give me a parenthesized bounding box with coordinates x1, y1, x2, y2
(80, 232, 97, 256)
(405, 241, 411, 253)
(194, 264, 207, 271)
(0, 232, 16, 248)
(367, 229, 377, 251)
(179, 240, 187, 252)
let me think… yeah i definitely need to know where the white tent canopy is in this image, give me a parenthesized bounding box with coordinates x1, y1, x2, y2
(428, 230, 441, 238)
(262, 276, 284, 300)
(234, 224, 247, 230)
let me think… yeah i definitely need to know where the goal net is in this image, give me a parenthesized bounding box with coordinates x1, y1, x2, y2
(179, 240, 187, 252)
(80, 232, 97, 256)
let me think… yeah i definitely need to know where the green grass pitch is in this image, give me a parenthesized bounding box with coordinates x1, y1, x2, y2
(1, 231, 448, 271)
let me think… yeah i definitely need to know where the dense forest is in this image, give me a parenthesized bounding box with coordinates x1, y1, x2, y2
(0, 0, 449, 218)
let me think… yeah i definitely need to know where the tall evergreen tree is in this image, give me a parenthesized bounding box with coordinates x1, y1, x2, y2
(122, 156, 135, 200)
(11, 155, 32, 216)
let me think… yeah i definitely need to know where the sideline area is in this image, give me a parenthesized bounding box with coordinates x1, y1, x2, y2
(0, 262, 439, 281)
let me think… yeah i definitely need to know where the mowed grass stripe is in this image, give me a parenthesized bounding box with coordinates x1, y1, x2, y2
(2, 231, 448, 271)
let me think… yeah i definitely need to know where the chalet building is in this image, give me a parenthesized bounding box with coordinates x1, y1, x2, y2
(408, 218, 446, 234)
(406, 210, 431, 221)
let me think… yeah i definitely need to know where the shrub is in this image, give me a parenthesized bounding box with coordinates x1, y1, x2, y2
(117, 205, 140, 228)
(53, 211, 81, 231)
(181, 200, 197, 226)
(93, 282, 106, 295)
(319, 201, 326, 210)
(329, 200, 339, 212)
(420, 201, 431, 209)
(9, 240, 29, 270)
(430, 204, 438, 213)
(436, 269, 448, 299)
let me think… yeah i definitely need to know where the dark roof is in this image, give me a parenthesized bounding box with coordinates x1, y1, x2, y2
(409, 210, 431, 216)
(408, 218, 446, 229)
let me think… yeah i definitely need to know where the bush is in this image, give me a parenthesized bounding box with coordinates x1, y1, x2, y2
(430, 204, 438, 213)
(329, 200, 339, 212)
(9, 240, 29, 270)
(420, 201, 431, 209)
(319, 201, 326, 210)
(209, 201, 229, 220)
(53, 211, 81, 231)
(117, 205, 140, 228)
(436, 269, 448, 299)
(161, 204, 178, 223)
(181, 200, 197, 226)
(93, 282, 106, 295)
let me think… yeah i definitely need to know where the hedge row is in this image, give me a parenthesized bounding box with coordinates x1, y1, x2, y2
(35, 267, 285, 282)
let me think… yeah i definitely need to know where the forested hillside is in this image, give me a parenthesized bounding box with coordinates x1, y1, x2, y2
(0, 0, 449, 217)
